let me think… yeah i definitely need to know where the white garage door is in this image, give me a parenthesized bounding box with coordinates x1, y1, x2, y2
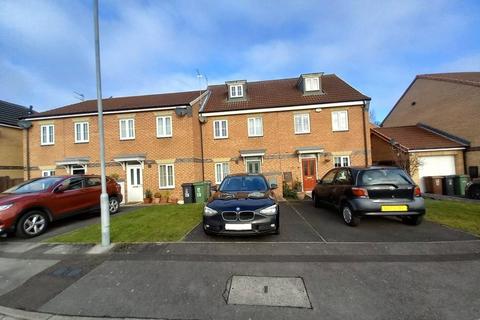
(418, 155, 456, 192)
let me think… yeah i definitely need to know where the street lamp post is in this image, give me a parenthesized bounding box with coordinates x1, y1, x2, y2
(93, 0, 110, 246)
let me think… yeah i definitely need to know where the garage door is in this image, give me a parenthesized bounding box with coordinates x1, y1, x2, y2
(418, 155, 456, 192)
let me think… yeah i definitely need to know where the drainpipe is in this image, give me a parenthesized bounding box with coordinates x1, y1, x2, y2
(200, 120, 205, 181)
(362, 100, 369, 167)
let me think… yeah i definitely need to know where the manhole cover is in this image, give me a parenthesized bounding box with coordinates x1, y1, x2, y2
(226, 276, 311, 308)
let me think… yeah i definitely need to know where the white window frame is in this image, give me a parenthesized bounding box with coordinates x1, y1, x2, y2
(71, 164, 87, 175)
(158, 164, 175, 189)
(119, 118, 135, 140)
(42, 170, 55, 177)
(229, 84, 243, 98)
(305, 77, 320, 91)
(294, 113, 310, 134)
(213, 120, 228, 139)
(333, 156, 350, 168)
(215, 162, 230, 184)
(40, 124, 55, 146)
(245, 158, 262, 174)
(74, 122, 89, 143)
(156, 116, 173, 138)
(247, 117, 263, 137)
(332, 110, 349, 131)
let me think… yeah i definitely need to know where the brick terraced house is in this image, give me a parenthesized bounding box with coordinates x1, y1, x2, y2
(23, 73, 371, 202)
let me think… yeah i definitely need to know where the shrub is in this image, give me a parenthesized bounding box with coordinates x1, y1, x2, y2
(282, 182, 297, 199)
(144, 189, 153, 199)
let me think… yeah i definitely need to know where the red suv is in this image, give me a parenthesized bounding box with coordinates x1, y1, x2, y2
(0, 175, 122, 238)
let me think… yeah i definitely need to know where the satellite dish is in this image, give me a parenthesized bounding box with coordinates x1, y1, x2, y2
(175, 107, 188, 117)
(17, 120, 32, 129)
(198, 115, 207, 123)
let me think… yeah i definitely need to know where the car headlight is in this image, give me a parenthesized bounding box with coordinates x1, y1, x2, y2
(0, 204, 13, 211)
(203, 206, 218, 216)
(259, 204, 277, 216)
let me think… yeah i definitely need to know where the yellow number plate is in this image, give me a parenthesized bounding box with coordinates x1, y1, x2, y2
(381, 205, 408, 212)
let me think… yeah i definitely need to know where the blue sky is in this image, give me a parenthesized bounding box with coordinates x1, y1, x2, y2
(0, 0, 479, 121)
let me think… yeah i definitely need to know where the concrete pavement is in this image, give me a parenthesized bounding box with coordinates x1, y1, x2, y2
(0, 201, 479, 319)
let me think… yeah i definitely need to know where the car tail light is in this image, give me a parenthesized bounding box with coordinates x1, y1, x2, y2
(414, 186, 421, 197)
(351, 187, 369, 198)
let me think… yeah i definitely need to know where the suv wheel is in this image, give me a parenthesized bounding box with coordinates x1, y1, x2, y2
(402, 215, 423, 226)
(16, 211, 48, 238)
(341, 204, 360, 227)
(109, 197, 120, 214)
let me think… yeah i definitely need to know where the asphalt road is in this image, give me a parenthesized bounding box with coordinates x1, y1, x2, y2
(185, 200, 478, 242)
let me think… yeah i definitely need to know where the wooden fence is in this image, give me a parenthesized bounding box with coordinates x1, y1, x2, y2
(0, 176, 24, 192)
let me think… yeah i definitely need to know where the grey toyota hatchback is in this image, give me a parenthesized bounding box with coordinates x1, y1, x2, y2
(312, 166, 425, 226)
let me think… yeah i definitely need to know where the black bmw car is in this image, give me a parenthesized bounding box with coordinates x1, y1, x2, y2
(203, 174, 279, 235)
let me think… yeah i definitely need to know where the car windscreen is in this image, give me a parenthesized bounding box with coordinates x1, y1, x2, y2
(219, 176, 268, 192)
(2, 177, 63, 194)
(359, 169, 412, 186)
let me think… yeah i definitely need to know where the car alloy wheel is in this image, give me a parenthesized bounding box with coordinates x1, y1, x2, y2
(342, 206, 352, 223)
(109, 197, 119, 214)
(23, 213, 46, 236)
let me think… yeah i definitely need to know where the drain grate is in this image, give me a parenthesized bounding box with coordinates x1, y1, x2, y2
(49, 266, 83, 278)
(226, 276, 312, 308)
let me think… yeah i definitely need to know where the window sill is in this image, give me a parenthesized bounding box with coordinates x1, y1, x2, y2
(294, 132, 310, 135)
(214, 136, 228, 140)
(157, 135, 173, 139)
(40, 143, 54, 146)
(159, 186, 175, 190)
(248, 135, 264, 138)
(120, 138, 136, 141)
(332, 129, 349, 132)
(74, 141, 89, 144)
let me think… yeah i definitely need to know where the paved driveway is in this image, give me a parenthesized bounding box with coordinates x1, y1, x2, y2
(185, 200, 478, 242)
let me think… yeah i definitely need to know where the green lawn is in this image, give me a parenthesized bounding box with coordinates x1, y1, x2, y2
(425, 198, 480, 236)
(47, 203, 203, 243)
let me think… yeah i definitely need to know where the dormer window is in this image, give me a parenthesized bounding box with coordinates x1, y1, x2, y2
(230, 84, 243, 98)
(298, 73, 323, 95)
(226, 80, 246, 100)
(305, 77, 320, 91)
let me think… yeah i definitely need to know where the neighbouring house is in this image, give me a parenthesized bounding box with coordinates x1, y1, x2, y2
(22, 72, 371, 202)
(371, 124, 468, 191)
(0, 100, 34, 184)
(382, 72, 480, 179)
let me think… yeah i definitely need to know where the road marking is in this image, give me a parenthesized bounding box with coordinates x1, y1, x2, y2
(287, 201, 328, 243)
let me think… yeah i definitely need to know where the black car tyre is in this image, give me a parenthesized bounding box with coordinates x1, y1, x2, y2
(402, 215, 424, 226)
(274, 215, 280, 234)
(108, 197, 120, 215)
(466, 183, 480, 200)
(16, 211, 49, 238)
(341, 204, 360, 227)
(312, 192, 320, 208)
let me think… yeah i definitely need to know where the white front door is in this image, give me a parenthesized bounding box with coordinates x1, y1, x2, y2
(127, 164, 143, 202)
(418, 155, 456, 192)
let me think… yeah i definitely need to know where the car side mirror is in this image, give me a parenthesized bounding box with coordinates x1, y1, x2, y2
(270, 183, 278, 190)
(55, 181, 68, 193)
(211, 185, 218, 192)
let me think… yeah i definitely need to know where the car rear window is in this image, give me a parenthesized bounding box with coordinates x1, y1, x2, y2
(220, 176, 268, 192)
(359, 169, 412, 186)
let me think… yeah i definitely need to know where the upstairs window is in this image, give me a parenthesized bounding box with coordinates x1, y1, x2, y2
(156, 116, 172, 138)
(229, 84, 243, 98)
(248, 117, 263, 137)
(213, 120, 228, 139)
(332, 110, 349, 131)
(40, 124, 55, 145)
(294, 113, 310, 134)
(305, 77, 320, 91)
(119, 118, 135, 140)
(74, 122, 89, 143)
